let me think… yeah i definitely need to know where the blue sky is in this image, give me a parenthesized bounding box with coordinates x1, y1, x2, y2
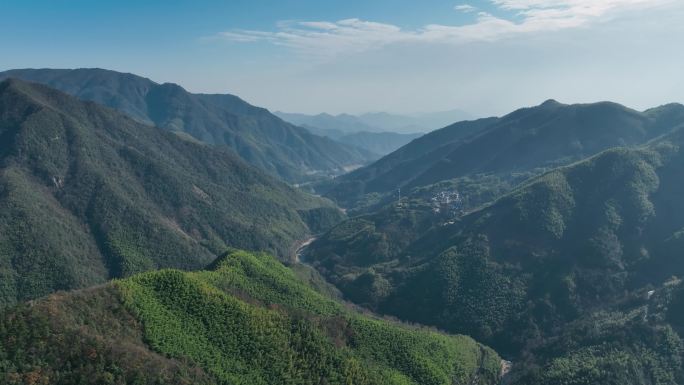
(2, 0, 683, 116)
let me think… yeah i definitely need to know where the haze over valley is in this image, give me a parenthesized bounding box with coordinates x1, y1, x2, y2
(2, 1, 684, 385)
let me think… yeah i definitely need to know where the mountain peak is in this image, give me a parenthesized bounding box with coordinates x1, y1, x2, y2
(644, 102, 684, 114)
(540, 99, 563, 108)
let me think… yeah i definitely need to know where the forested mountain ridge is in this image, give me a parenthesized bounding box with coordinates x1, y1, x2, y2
(4, 70, 684, 385)
(275, 111, 383, 134)
(0, 68, 375, 182)
(305, 125, 684, 384)
(0, 78, 343, 307)
(0, 249, 502, 385)
(325, 100, 684, 209)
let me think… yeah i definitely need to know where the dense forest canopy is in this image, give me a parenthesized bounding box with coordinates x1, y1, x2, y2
(306, 122, 684, 384)
(0, 250, 501, 385)
(0, 78, 342, 307)
(2, 67, 684, 385)
(0, 68, 376, 183)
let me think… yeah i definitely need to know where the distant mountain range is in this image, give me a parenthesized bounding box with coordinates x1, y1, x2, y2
(273, 111, 429, 157)
(274, 109, 471, 156)
(324, 99, 684, 209)
(0, 78, 343, 307)
(329, 131, 423, 157)
(275, 109, 472, 135)
(0, 68, 376, 182)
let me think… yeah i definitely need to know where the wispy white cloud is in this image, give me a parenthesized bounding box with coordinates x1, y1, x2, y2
(215, 0, 674, 57)
(217, 19, 407, 57)
(454, 4, 478, 13)
(491, 0, 672, 29)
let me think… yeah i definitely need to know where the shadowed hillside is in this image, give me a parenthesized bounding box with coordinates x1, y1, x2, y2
(306, 126, 684, 384)
(0, 68, 376, 182)
(326, 100, 684, 209)
(0, 78, 343, 307)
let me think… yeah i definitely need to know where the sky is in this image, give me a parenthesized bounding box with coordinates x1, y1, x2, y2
(1, 0, 683, 116)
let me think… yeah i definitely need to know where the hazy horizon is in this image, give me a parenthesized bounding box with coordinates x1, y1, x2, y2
(2, 0, 683, 116)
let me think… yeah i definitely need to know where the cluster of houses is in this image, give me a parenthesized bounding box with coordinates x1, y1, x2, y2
(430, 190, 464, 217)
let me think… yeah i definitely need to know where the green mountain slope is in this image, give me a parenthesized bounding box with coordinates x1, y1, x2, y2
(0, 68, 375, 182)
(511, 281, 684, 385)
(0, 249, 502, 385)
(306, 126, 684, 384)
(326, 100, 684, 209)
(0, 78, 342, 307)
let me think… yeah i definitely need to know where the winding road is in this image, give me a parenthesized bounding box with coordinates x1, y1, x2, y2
(293, 236, 317, 263)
